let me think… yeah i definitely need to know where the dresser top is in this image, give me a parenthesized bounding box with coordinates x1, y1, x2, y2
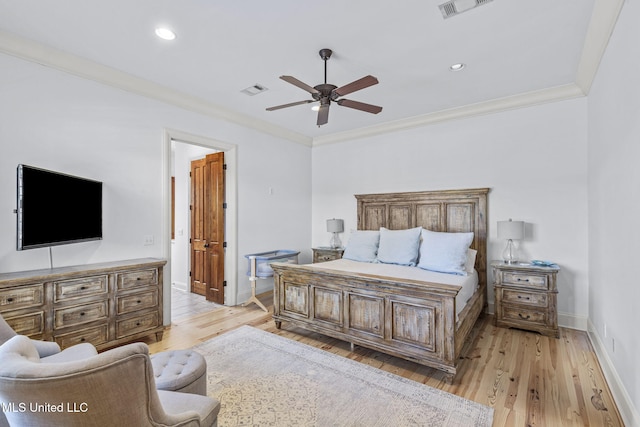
(0, 258, 167, 286)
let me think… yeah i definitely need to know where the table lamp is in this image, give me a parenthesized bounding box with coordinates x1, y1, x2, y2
(497, 218, 524, 264)
(326, 219, 344, 249)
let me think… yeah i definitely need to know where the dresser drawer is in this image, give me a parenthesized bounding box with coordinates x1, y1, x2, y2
(502, 305, 547, 326)
(54, 275, 108, 302)
(116, 312, 159, 338)
(117, 289, 158, 315)
(116, 268, 158, 291)
(4, 311, 44, 336)
(0, 285, 44, 311)
(503, 271, 548, 290)
(54, 301, 109, 329)
(55, 324, 109, 349)
(502, 289, 548, 308)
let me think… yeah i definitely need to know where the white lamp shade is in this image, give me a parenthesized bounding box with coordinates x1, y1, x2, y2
(497, 220, 524, 240)
(326, 219, 344, 233)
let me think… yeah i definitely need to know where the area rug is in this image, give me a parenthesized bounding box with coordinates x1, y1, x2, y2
(193, 326, 493, 427)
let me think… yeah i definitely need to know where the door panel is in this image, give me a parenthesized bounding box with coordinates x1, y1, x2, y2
(190, 152, 225, 304)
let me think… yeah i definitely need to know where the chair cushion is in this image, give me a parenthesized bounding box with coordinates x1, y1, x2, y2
(41, 343, 98, 363)
(151, 349, 207, 395)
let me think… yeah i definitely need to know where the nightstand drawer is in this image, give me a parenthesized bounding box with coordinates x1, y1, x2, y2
(502, 289, 548, 308)
(116, 268, 159, 291)
(503, 272, 548, 289)
(0, 285, 44, 311)
(4, 311, 44, 337)
(502, 306, 547, 325)
(55, 324, 109, 349)
(117, 289, 158, 315)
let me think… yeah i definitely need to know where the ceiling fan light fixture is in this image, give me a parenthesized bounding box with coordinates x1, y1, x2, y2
(155, 27, 176, 41)
(450, 63, 466, 71)
(311, 105, 320, 111)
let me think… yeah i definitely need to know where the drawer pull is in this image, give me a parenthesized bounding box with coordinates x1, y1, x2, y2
(517, 295, 531, 300)
(80, 312, 85, 316)
(136, 277, 141, 281)
(80, 286, 87, 290)
(7, 297, 13, 303)
(517, 278, 530, 282)
(136, 322, 141, 326)
(80, 338, 86, 342)
(137, 300, 142, 304)
(518, 313, 531, 320)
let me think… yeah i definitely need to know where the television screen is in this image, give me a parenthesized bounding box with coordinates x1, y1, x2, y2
(17, 164, 103, 250)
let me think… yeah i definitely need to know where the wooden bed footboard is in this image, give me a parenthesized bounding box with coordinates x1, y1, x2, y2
(272, 263, 484, 380)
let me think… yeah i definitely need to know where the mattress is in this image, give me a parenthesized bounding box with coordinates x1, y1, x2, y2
(307, 258, 479, 319)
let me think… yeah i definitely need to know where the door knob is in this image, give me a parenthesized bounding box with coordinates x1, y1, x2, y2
(204, 243, 210, 248)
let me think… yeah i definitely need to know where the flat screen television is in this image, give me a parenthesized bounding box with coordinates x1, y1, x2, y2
(17, 164, 103, 250)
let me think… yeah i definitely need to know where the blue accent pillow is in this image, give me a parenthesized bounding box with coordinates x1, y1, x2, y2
(417, 229, 474, 275)
(376, 227, 422, 266)
(342, 230, 380, 263)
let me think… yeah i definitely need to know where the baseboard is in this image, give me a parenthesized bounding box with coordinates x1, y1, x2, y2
(587, 319, 640, 427)
(171, 281, 188, 292)
(558, 312, 588, 331)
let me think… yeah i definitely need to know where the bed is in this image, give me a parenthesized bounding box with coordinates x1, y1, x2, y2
(271, 188, 489, 381)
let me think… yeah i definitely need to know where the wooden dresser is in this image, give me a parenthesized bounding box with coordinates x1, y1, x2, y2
(0, 258, 166, 350)
(492, 260, 559, 338)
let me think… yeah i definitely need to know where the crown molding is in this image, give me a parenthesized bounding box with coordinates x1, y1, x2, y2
(575, 0, 625, 94)
(312, 83, 586, 146)
(0, 29, 313, 147)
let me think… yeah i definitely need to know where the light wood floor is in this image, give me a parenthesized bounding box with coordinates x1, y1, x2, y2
(145, 292, 624, 427)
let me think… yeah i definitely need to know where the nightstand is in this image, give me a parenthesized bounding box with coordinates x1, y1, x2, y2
(492, 260, 560, 338)
(312, 247, 344, 263)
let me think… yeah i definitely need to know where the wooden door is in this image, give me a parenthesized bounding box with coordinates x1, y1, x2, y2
(190, 152, 225, 304)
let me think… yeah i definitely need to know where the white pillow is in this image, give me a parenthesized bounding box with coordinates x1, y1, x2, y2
(376, 227, 422, 266)
(342, 230, 380, 263)
(417, 229, 474, 275)
(465, 248, 477, 274)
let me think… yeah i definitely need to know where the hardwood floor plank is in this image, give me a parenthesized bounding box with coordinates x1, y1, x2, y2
(145, 291, 624, 427)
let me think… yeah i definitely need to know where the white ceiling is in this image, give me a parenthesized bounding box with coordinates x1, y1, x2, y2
(0, 0, 624, 146)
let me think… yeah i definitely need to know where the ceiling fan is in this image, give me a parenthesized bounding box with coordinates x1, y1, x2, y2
(266, 48, 382, 127)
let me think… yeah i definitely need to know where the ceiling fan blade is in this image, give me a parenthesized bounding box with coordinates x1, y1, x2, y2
(317, 104, 330, 126)
(333, 75, 379, 97)
(266, 99, 314, 111)
(280, 76, 320, 95)
(337, 99, 383, 114)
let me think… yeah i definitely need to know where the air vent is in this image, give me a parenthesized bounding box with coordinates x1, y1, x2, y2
(439, 0, 493, 19)
(241, 84, 268, 96)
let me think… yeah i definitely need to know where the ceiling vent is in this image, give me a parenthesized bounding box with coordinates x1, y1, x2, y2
(241, 84, 268, 96)
(439, 0, 493, 19)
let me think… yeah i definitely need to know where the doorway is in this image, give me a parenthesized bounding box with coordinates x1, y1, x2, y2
(162, 129, 238, 325)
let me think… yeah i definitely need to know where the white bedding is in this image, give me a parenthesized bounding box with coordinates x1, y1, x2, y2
(306, 258, 478, 320)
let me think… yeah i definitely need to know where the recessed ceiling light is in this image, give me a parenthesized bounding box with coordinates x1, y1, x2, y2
(449, 63, 466, 71)
(155, 27, 176, 41)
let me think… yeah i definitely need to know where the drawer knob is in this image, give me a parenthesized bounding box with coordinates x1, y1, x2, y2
(136, 322, 141, 326)
(7, 297, 14, 303)
(137, 300, 142, 304)
(80, 286, 87, 290)
(80, 338, 86, 342)
(80, 312, 85, 316)
(518, 313, 531, 320)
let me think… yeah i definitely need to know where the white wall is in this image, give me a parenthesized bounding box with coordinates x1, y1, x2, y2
(0, 53, 312, 312)
(587, 0, 640, 424)
(312, 98, 589, 328)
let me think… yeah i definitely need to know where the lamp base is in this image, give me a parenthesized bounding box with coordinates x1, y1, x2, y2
(329, 232, 342, 249)
(502, 239, 519, 264)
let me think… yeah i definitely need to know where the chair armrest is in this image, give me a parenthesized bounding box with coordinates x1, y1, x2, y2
(30, 339, 61, 358)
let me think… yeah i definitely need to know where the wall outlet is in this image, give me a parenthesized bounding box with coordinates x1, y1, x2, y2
(143, 235, 154, 246)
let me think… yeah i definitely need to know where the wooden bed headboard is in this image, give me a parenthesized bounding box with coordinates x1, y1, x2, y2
(355, 188, 490, 290)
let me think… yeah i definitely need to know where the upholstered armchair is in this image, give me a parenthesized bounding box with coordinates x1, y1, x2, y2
(0, 335, 220, 426)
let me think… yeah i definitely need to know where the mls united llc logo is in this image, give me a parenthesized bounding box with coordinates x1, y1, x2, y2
(2, 402, 89, 413)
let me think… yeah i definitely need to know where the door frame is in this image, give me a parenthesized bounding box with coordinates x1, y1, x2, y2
(162, 128, 238, 324)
